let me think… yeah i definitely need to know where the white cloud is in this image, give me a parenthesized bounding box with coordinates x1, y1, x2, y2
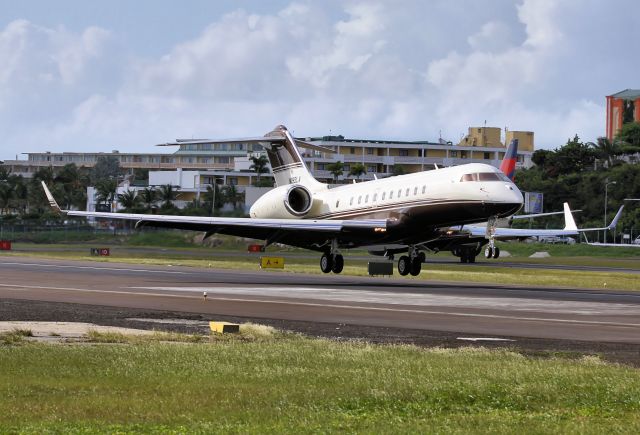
(1, 0, 639, 160)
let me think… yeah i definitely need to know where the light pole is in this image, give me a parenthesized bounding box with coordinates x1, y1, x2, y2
(604, 179, 616, 243)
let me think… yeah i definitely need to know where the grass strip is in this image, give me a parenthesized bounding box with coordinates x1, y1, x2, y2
(0, 334, 639, 433)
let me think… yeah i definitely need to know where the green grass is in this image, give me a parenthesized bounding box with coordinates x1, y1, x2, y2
(0, 329, 33, 345)
(0, 335, 639, 433)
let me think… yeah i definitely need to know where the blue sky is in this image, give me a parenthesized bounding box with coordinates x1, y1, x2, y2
(1, 0, 639, 160)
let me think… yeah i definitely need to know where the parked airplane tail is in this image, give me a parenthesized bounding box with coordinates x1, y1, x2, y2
(499, 139, 519, 181)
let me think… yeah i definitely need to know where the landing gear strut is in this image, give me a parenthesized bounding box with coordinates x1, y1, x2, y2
(398, 246, 424, 276)
(320, 240, 344, 274)
(484, 216, 500, 259)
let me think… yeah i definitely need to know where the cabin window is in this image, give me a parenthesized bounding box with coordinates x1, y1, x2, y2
(389, 191, 394, 199)
(350, 197, 354, 205)
(405, 188, 410, 196)
(422, 185, 426, 194)
(373, 193, 377, 202)
(358, 196, 362, 204)
(397, 189, 402, 197)
(336, 200, 340, 208)
(365, 194, 369, 203)
(460, 173, 478, 182)
(413, 187, 418, 195)
(382, 192, 386, 200)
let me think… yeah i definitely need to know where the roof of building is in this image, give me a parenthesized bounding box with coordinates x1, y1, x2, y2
(609, 89, 640, 99)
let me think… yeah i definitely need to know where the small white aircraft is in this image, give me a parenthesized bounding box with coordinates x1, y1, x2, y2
(43, 125, 523, 276)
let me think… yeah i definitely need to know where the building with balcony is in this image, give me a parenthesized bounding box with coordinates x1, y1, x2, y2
(606, 89, 640, 140)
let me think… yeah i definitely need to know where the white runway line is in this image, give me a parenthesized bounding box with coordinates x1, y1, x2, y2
(1, 282, 639, 329)
(129, 285, 640, 316)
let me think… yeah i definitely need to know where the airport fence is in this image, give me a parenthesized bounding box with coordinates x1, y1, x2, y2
(0, 221, 146, 243)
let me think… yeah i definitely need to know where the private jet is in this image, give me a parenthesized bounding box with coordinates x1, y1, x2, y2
(42, 125, 523, 276)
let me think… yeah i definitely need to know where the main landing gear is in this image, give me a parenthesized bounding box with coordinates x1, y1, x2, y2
(320, 239, 344, 274)
(484, 245, 500, 259)
(397, 246, 424, 276)
(483, 215, 500, 259)
(459, 246, 477, 263)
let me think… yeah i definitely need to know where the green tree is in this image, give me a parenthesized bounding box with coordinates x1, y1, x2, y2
(391, 165, 406, 176)
(0, 182, 13, 214)
(158, 184, 178, 209)
(616, 121, 640, 155)
(91, 156, 122, 184)
(139, 187, 158, 211)
(117, 189, 141, 212)
(55, 164, 90, 210)
(249, 155, 269, 184)
(590, 137, 620, 168)
(349, 163, 366, 180)
(95, 179, 118, 210)
(222, 184, 243, 209)
(326, 161, 344, 182)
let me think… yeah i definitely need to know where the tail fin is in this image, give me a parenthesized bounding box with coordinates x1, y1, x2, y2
(499, 139, 518, 181)
(607, 205, 624, 230)
(263, 125, 324, 189)
(562, 202, 578, 231)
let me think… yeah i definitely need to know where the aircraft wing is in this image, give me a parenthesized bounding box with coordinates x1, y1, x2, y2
(42, 182, 386, 249)
(463, 202, 624, 239)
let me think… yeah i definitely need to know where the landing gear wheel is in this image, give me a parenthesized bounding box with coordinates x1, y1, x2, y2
(484, 246, 493, 259)
(461, 251, 469, 263)
(332, 254, 344, 274)
(398, 255, 410, 276)
(492, 246, 500, 259)
(410, 257, 422, 276)
(417, 252, 426, 263)
(468, 253, 476, 263)
(320, 253, 333, 273)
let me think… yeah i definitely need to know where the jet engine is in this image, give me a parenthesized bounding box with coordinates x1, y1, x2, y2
(250, 184, 315, 219)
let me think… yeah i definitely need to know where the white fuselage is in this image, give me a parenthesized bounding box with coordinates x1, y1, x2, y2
(251, 163, 523, 229)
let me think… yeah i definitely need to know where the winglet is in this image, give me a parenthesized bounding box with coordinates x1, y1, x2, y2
(562, 202, 578, 231)
(607, 205, 624, 230)
(41, 181, 62, 213)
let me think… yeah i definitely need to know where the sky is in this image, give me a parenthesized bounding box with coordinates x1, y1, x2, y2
(0, 0, 639, 161)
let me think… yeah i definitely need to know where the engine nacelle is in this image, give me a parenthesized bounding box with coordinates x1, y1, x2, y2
(250, 184, 315, 219)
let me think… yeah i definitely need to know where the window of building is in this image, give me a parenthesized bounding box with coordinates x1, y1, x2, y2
(367, 148, 374, 155)
(460, 151, 468, 159)
(399, 149, 409, 157)
(450, 150, 458, 158)
(484, 152, 491, 160)
(350, 147, 356, 154)
(229, 177, 238, 185)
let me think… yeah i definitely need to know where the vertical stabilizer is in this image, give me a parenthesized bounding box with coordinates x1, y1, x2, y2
(499, 139, 519, 181)
(562, 202, 578, 231)
(263, 125, 324, 189)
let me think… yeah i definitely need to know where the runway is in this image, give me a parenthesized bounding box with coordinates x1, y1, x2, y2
(1, 257, 639, 344)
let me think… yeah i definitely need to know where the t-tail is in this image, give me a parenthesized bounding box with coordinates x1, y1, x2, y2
(262, 125, 326, 190)
(499, 139, 518, 181)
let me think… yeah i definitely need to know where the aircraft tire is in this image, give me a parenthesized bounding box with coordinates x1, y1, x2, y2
(332, 254, 344, 274)
(410, 258, 421, 276)
(468, 253, 476, 263)
(320, 253, 333, 273)
(492, 247, 500, 259)
(460, 252, 468, 263)
(417, 251, 426, 263)
(398, 255, 410, 276)
(484, 246, 493, 259)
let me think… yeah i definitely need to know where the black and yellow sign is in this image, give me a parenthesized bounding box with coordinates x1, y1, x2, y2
(260, 256, 285, 269)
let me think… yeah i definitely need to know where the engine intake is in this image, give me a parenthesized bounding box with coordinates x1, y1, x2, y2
(284, 185, 313, 216)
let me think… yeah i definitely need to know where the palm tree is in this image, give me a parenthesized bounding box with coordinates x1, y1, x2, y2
(249, 155, 269, 184)
(139, 187, 158, 211)
(95, 179, 118, 211)
(326, 161, 344, 183)
(158, 184, 178, 209)
(349, 163, 366, 181)
(0, 182, 13, 215)
(591, 137, 619, 167)
(117, 189, 140, 212)
(223, 184, 244, 209)
(204, 184, 224, 213)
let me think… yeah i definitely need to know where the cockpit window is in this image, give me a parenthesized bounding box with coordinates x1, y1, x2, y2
(460, 173, 478, 182)
(460, 172, 509, 182)
(478, 172, 502, 181)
